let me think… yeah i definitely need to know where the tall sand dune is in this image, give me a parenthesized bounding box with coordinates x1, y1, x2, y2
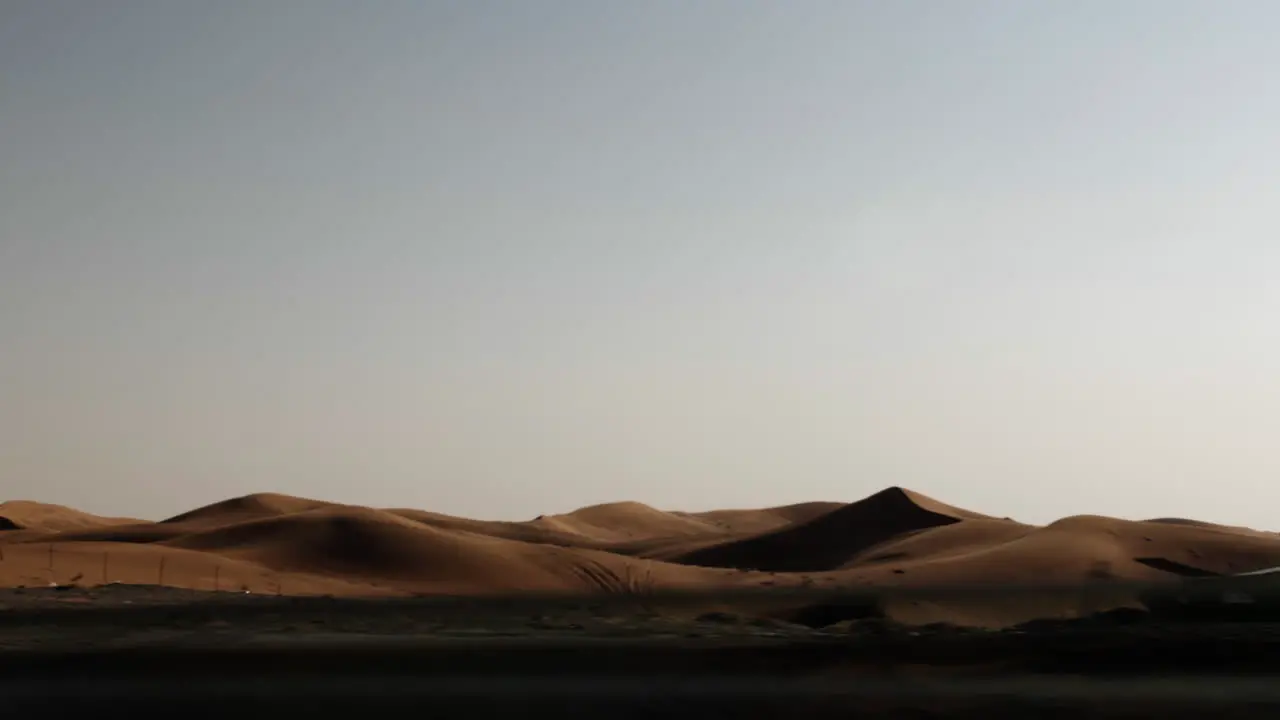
(671, 487, 989, 572)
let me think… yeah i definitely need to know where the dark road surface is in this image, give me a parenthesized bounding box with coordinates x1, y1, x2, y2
(6, 585, 1280, 718)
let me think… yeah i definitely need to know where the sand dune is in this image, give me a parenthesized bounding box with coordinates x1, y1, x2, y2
(5, 486, 1280, 627)
(681, 501, 846, 534)
(844, 514, 1280, 627)
(592, 504, 832, 561)
(161, 492, 335, 527)
(1147, 517, 1217, 526)
(528, 501, 723, 542)
(841, 518, 1038, 568)
(669, 487, 990, 572)
(386, 508, 607, 549)
(162, 505, 627, 593)
(7, 502, 758, 596)
(0, 500, 143, 533)
(838, 514, 1278, 585)
(1144, 517, 1278, 537)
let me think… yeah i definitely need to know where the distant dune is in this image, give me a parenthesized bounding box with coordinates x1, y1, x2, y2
(0, 500, 143, 533)
(4, 488, 1280, 627)
(529, 501, 723, 543)
(161, 492, 335, 527)
(681, 501, 846, 534)
(667, 487, 989, 572)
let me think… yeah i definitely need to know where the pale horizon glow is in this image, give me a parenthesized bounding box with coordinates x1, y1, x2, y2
(4, 1, 1280, 528)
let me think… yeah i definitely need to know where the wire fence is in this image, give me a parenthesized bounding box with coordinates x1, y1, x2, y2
(0, 543, 284, 595)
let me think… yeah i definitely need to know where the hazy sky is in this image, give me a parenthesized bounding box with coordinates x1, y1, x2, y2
(4, 1, 1280, 527)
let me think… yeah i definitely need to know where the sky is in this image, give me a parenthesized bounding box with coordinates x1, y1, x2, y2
(4, 1, 1280, 527)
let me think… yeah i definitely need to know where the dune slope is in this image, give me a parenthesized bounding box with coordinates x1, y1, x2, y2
(160, 504, 750, 594)
(681, 501, 847, 535)
(386, 509, 603, 549)
(0, 501, 143, 533)
(528, 501, 721, 543)
(671, 487, 986, 572)
(161, 492, 334, 528)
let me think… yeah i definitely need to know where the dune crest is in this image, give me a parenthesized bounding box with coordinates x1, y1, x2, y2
(0, 500, 143, 533)
(683, 501, 847, 534)
(161, 492, 334, 527)
(529, 501, 720, 542)
(671, 486, 987, 572)
(385, 508, 600, 549)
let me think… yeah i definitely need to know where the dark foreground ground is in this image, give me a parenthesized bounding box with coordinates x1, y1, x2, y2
(3, 584, 1280, 718)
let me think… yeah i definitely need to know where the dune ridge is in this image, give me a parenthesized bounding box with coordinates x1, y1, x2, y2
(0, 500, 143, 533)
(682, 501, 847, 534)
(529, 501, 724, 542)
(4, 486, 1280, 627)
(161, 492, 335, 527)
(668, 487, 987, 572)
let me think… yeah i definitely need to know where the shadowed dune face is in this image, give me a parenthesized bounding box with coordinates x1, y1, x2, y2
(681, 501, 847, 535)
(4, 487, 1280, 628)
(669, 487, 984, 572)
(1147, 517, 1215, 526)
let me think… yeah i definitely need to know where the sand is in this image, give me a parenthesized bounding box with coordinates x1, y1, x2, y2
(4, 487, 1280, 627)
